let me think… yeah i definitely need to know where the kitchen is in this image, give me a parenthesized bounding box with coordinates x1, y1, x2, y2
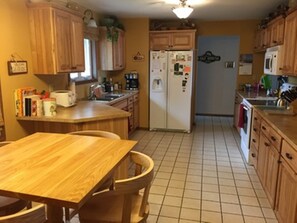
(0, 0, 297, 222)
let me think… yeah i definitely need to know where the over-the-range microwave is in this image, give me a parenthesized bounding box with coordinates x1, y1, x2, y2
(264, 46, 283, 75)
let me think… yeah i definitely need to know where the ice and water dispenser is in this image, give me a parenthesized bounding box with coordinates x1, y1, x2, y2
(151, 77, 164, 92)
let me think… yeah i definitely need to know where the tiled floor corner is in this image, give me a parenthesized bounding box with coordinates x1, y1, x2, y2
(71, 116, 278, 223)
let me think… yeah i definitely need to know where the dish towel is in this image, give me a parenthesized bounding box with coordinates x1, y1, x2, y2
(238, 104, 244, 128)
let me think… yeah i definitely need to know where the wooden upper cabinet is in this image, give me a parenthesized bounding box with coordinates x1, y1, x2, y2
(282, 9, 297, 75)
(253, 16, 285, 52)
(150, 30, 196, 50)
(99, 27, 125, 71)
(269, 16, 285, 46)
(27, 3, 85, 74)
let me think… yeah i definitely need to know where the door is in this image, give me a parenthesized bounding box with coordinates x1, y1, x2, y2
(167, 51, 193, 132)
(149, 51, 167, 129)
(196, 36, 239, 115)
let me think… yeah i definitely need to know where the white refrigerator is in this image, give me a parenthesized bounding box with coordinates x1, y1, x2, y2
(149, 50, 194, 133)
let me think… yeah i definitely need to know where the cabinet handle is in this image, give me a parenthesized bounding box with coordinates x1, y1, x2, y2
(271, 136, 276, 141)
(253, 128, 257, 131)
(264, 142, 270, 147)
(286, 153, 293, 160)
(71, 66, 77, 69)
(262, 126, 266, 130)
(252, 139, 256, 143)
(254, 117, 258, 121)
(251, 153, 256, 158)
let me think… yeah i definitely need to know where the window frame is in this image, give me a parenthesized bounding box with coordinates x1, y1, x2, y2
(70, 27, 99, 85)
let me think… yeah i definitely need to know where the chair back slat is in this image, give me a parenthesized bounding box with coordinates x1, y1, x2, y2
(68, 130, 120, 139)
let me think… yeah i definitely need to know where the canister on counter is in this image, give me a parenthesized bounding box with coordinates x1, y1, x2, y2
(43, 98, 57, 117)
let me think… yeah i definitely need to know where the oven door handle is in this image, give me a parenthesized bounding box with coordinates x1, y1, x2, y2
(242, 104, 249, 111)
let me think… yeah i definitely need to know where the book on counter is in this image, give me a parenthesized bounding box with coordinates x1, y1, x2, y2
(14, 87, 42, 117)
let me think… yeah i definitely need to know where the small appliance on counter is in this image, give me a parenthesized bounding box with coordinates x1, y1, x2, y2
(50, 90, 76, 107)
(125, 71, 139, 90)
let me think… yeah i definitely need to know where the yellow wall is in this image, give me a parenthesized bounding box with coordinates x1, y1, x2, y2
(0, 0, 48, 140)
(108, 18, 150, 129)
(196, 20, 264, 89)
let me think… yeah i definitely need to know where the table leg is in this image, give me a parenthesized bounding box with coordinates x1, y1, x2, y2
(46, 205, 64, 223)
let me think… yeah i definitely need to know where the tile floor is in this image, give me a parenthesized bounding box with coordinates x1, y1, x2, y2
(72, 116, 279, 223)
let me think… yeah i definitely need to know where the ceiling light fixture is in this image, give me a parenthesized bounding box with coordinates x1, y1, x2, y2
(172, 0, 193, 19)
(83, 9, 98, 28)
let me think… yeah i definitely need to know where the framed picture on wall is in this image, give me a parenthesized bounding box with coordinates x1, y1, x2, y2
(239, 54, 253, 75)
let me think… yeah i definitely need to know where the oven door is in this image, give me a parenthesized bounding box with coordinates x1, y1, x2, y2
(240, 101, 252, 164)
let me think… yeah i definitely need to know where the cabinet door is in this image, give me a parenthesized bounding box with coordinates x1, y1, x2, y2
(112, 29, 125, 70)
(149, 33, 171, 50)
(264, 145, 280, 208)
(253, 30, 262, 51)
(70, 15, 85, 72)
(282, 10, 297, 74)
(54, 10, 72, 73)
(171, 32, 195, 50)
(270, 17, 285, 46)
(257, 132, 269, 185)
(275, 158, 297, 223)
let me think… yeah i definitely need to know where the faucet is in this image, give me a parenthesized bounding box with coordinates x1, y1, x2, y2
(88, 84, 98, 100)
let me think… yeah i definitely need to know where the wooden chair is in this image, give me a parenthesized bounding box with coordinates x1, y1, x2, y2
(0, 142, 32, 217)
(0, 204, 46, 223)
(65, 130, 121, 222)
(78, 151, 154, 223)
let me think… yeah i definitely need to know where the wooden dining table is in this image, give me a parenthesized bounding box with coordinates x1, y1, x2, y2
(0, 132, 137, 223)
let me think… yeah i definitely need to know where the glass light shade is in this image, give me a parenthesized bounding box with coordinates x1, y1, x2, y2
(88, 18, 98, 28)
(172, 6, 193, 19)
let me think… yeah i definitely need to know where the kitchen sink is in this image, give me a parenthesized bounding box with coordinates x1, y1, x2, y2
(90, 93, 125, 101)
(256, 105, 295, 115)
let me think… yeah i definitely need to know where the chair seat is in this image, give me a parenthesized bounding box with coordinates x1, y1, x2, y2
(79, 194, 150, 223)
(0, 196, 28, 216)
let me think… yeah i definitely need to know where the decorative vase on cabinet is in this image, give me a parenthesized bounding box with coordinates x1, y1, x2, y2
(27, 2, 85, 74)
(99, 27, 125, 71)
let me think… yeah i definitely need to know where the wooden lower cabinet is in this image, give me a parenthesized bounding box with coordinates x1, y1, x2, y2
(275, 157, 297, 223)
(257, 132, 279, 208)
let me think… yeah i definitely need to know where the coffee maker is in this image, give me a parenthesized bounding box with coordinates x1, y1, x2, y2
(125, 71, 139, 90)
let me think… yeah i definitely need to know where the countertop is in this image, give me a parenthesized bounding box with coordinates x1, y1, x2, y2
(237, 90, 277, 99)
(237, 89, 297, 151)
(16, 100, 130, 123)
(254, 107, 297, 151)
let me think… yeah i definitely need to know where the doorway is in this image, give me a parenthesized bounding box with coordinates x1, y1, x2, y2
(196, 36, 240, 116)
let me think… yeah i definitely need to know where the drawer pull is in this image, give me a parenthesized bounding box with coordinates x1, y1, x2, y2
(271, 136, 276, 141)
(262, 126, 267, 130)
(251, 153, 256, 158)
(286, 153, 293, 160)
(252, 139, 256, 143)
(254, 117, 258, 121)
(253, 128, 257, 131)
(264, 142, 270, 147)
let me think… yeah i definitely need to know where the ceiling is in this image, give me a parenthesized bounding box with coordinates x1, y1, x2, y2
(73, 0, 288, 21)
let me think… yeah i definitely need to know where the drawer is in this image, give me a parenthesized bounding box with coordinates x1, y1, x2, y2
(133, 94, 139, 102)
(252, 121, 261, 136)
(128, 105, 133, 112)
(112, 99, 128, 110)
(268, 126, 282, 151)
(249, 145, 258, 169)
(250, 129, 260, 150)
(281, 140, 297, 172)
(260, 120, 281, 151)
(128, 96, 133, 105)
(253, 110, 261, 125)
(260, 120, 270, 138)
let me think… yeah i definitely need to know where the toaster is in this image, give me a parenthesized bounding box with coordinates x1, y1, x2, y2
(50, 90, 76, 107)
